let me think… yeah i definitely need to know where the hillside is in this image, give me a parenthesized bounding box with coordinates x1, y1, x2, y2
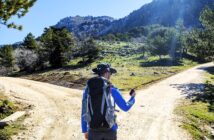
(54, 0, 213, 37)
(55, 16, 114, 39)
(106, 0, 213, 33)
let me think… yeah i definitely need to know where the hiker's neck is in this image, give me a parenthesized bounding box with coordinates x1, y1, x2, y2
(101, 73, 110, 80)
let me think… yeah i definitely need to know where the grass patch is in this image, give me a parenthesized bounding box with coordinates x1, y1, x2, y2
(19, 41, 198, 91)
(0, 100, 16, 120)
(176, 66, 214, 140)
(23, 54, 196, 91)
(0, 92, 17, 120)
(0, 123, 23, 140)
(0, 92, 25, 140)
(22, 52, 198, 91)
(176, 101, 214, 140)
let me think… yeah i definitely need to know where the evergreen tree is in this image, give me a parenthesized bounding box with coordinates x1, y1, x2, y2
(147, 28, 176, 59)
(175, 19, 188, 56)
(0, 0, 36, 30)
(23, 33, 38, 50)
(186, 7, 214, 61)
(82, 39, 100, 63)
(0, 45, 15, 67)
(40, 27, 75, 68)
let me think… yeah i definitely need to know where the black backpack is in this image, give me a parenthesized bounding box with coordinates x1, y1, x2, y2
(82, 77, 116, 130)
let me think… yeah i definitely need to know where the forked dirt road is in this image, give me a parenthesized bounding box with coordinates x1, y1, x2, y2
(0, 63, 213, 140)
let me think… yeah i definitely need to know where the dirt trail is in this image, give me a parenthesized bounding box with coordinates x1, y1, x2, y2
(0, 63, 213, 140)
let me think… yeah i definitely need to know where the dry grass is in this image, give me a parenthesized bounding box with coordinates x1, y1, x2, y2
(22, 54, 198, 91)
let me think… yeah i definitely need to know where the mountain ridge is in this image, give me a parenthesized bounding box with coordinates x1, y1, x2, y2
(106, 0, 214, 33)
(55, 16, 114, 39)
(54, 0, 213, 38)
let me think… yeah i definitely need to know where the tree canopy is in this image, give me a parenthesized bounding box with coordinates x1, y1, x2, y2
(23, 32, 38, 50)
(40, 27, 75, 68)
(0, 45, 15, 67)
(0, 0, 36, 30)
(186, 7, 214, 61)
(147, 27, 177, 58)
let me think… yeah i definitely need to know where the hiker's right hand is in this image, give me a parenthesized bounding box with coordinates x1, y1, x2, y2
(84, 132, 88, 139)
(131, 92, 136, 97)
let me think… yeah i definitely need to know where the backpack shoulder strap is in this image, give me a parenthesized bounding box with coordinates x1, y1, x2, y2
(85, 83, 94, 116)
(101, 79, 114, 109)
(82, 85, 92, 123)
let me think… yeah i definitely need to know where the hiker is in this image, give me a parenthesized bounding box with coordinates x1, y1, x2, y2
(81, 63, 136, 140)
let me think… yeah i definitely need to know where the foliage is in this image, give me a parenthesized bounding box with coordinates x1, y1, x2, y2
(35, 47, 49, 70)
(174, 20, 189, 56)
(99, 33, 130, 42)
(22, 33, 38, 50)
(15, 48, 38, 72)
(77, 39, 100, 64)
(186, 8, 214, 61)
(25, 52, 197, 91)
(0, 45, 15, 67)
(0, 0, 36, 30)
(0, 94, 22, 140)
(106, 24, 187, 60)
(107, 0, 213, 33)
(0, 100, 14, 120)
(147, 27, 177, 58)
(100, 25, 169, 43)
(0, 123, 22, 140)
(176, 66, 214, 140)
(40, 27, 75, 68)
(177, 101, 214, 140)
(200, 7, 214, 30)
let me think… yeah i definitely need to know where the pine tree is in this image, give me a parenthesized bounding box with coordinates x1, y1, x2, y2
(186, 7, 214, 61)
(23, 33, 38, 50)
(40, 27, 75, 68)
(82, 39, 100, 63)
(147, 28, 176, 59)
(0, 45, 15, 67)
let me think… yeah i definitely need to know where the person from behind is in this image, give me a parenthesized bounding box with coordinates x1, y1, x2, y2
(81, 63, 136, 140)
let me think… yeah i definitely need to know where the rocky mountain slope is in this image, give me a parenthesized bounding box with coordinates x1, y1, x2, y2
(55, 0, 213, 37)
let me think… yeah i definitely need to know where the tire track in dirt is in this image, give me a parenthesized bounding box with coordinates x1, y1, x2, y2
(0, 62, 212, 140)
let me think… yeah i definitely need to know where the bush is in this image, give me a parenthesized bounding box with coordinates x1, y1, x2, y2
(15, 48, 38, 72)
(0, 45, 15, 68)
(0, 131, 10, 140)
(0, 100, 14, 120)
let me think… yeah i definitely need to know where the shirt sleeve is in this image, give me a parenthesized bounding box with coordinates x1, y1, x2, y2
(81, 89, 88, 133)
(111, 87, 135, 112)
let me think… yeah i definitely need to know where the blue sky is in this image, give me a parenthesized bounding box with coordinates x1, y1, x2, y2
(0, 0, 152, 45)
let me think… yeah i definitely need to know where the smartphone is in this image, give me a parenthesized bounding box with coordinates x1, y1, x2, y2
(129, 89, 135, 96)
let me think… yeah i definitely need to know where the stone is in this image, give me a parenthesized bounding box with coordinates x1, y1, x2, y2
(0, 111, 26, 127)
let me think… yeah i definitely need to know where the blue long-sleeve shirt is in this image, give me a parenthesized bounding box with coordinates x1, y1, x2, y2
(81, 86, 135, 133)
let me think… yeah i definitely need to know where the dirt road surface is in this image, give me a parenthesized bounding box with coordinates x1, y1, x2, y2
(0, 62, 212, 140)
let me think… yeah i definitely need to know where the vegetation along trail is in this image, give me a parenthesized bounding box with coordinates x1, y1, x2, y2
(0, 62, 212, 140)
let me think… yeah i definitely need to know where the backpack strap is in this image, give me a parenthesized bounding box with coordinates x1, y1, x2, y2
(101, 79, 114, 115)
(101, 90, 106, 115)
(86, 85, 94, 116)
(88, 95, 94, 116)
(101, 80, 108, 115)
(82, 85, 92, 123)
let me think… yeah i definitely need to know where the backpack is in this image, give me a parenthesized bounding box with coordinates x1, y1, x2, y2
(82, 77, 116, 130)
